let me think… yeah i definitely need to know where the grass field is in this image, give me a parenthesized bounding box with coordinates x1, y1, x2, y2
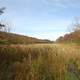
(0, 44, 80, 80)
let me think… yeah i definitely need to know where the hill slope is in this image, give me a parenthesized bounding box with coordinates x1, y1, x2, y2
(0, 32, 52, 44)
(56, 31, 80, 44)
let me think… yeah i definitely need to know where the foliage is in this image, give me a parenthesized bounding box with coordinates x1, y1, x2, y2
(56, 30, 80, 44)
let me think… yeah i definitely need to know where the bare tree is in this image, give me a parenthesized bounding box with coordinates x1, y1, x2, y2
(70, 17, 80, 32)
(73, 17, 80, 32)
(0, 7, 5, 32)
(0, 7, 5, 15)
(0, 7, 11, 32)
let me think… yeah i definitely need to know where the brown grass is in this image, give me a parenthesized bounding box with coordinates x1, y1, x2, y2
(0, 44, 80, 80)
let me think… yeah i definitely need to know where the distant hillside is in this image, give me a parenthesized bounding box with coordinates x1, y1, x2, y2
(56, 30, 80, 44)
(0, 32, 53, 44)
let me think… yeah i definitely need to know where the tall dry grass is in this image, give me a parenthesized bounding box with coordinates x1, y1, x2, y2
(0, 44, 80, 80)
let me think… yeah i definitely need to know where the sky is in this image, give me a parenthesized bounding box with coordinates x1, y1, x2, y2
(0, 0, 80, 40)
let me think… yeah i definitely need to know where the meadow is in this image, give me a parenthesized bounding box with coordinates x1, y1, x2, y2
(0, 44, 80, 80)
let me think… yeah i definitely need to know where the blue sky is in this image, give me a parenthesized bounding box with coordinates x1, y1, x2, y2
(0, 0, 80, 40)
